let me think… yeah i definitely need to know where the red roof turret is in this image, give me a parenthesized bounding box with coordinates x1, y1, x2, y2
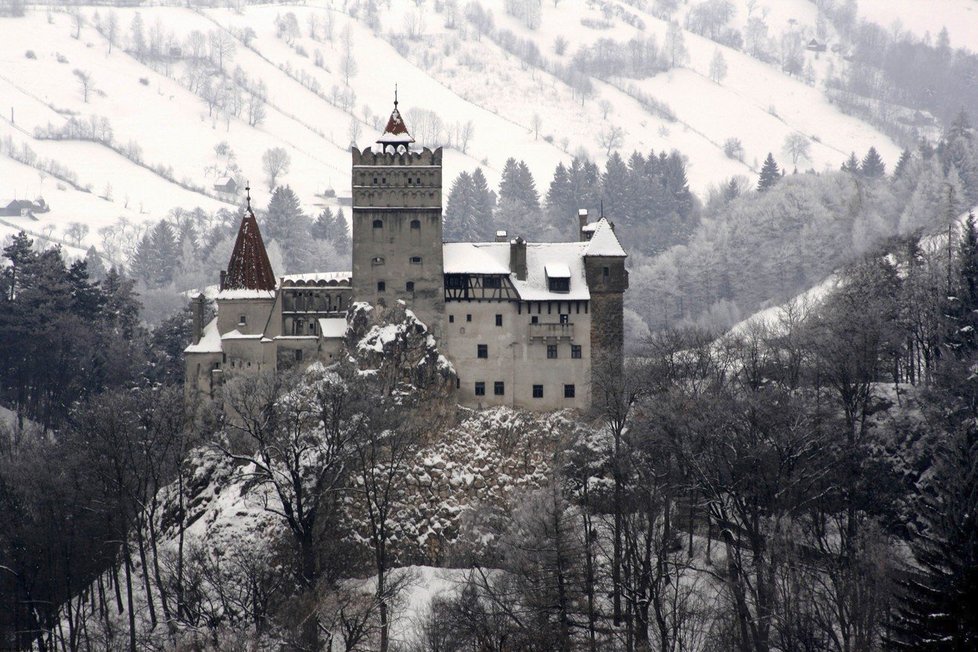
(377, 85, 415, 149)
(221, 186, 276, 292)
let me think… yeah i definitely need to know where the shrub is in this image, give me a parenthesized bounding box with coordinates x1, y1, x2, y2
(25, 50, 36, 59)
(139, 77, 149, 86)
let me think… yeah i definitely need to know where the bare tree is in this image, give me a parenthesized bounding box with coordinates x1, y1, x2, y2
(666, 21, 689, 68)
(65, 222, 89, 247)
(709, 48, 728, 83)
(262, 146, 291, 190)
(341, 24, 357, 85)
(531, 113, 542, 140)
(73, 69, 94, 103)
(247, 84, 267, 127)
(69, 5, 85, 39)
(599, 125, 624, 157)
(186, 29, 206, 59)
(209, 29, 236, 73)
(105, 10, 118, 53)
(782, 132, 811, 166)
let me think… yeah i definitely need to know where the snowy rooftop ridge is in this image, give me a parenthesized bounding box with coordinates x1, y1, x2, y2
(583, 218, 627, 258)
(281, 271, 353, 285)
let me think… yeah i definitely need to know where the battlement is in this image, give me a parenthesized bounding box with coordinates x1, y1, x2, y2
(352, 146, 443, 167)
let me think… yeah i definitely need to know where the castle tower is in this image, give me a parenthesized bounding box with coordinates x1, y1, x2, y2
(582, 217, 628, 390)
(351, 92, 445, 334)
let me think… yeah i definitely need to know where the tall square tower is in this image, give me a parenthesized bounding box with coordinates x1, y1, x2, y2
(351, 97, 445, 334)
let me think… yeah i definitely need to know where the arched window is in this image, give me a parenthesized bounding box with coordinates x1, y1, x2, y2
(373, 219, 383, 229)
(410, 219, 421, 230)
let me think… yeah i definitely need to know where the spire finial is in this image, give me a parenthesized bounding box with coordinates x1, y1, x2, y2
(394, 83, 398, 108)
(245, 182, 251, 211)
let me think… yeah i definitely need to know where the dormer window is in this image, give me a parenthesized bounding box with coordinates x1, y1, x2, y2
(373, 219, 383, 229)
(545, 264, 571, 293)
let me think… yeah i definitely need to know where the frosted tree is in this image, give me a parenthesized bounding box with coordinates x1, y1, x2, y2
(599, 125, 624, 157)
(782, 133, 811, 166)
(341, 24, 358, 85)
(262, 147, 291, 190)
(130, 12, 146, 60)
(709, 49, 728, 83)
(72, 69, 93, 103)
(757, 152, 781, 191)
(665, 22, 689, 68)
(861, 147, 886, 178)
(105, 10, 118, 53)
(209, 29, 236, 73)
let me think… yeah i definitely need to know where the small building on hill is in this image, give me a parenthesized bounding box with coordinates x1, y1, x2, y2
(213, 177, 238, 194)
(807, 39, 827, 52)
(1, 198, 48, 219)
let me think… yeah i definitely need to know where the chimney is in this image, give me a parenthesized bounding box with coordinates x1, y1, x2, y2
(578, 208, 588, 241)
(219, 270, 227, 291)
(191, 294, 206, 345)
(510, 237, 527, 281)
(495, 229, 508, 242)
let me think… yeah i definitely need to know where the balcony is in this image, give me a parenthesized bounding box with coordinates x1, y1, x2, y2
(529, 322, 575, 340)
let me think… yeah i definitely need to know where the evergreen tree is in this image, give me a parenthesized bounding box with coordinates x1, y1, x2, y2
(470, 168, 496, 240)
(444, 171, 477, 241)
(861, 147, 886, 178)
(601, 152, 630, 228)
(148, 221, 179, 287)
(888, 423, 978, 650)
(312, 207, 350, 255)
(893, 148, 913, 180)
(264, 185, 314, 272)
(943, 212, 978, 361)
(841, 151, 862, 174)
(757, 153, 781, 191)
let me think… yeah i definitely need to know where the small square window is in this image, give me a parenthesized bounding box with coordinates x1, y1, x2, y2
(406, 281, 415, 292)
(477, 344, 488, 358)
(410, 256, 422, 264)
(572, 345, 582, 359)
(564, 384, 576, 398)
(559, 314, 569, 325)
(547, 345, 558, 359)
(475, 382, 485, 396)
(449, 315, 455, 323)
(466, 314, 472, 322)
(494, 381, 505, 396)
(533, 385, 544, 398)
(495, 314, 503, 327)
(377, 281, 386, 292)
(238, 314, 247, 326)
(531, 316, 539, 324)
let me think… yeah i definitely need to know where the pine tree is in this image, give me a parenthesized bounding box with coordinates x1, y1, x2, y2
(470, 168, 496, 240)
(841, 151, 861, 174)
(757, 153, 781, 192)
(312, 208, 351, 255)
(943, 212, 978, 359)
(148, 221, 179, 287)
(264, 185, 314, 272)
(861, 147, 886, 178)
(444, 171, 477, 241)
(601, 152, 630, 227)
(893, 148, 913, 180)
(888, 423, 978, 650)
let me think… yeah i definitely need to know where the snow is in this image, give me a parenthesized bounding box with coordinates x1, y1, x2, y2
(858, 0, 978, 50)
(318, 316, 347, 339)
(443, 242, 511, 275)
(215, 288, 275, 300)
(184, 316, 222, 354)
(221, 329, 261, 340)
(282, 271, 353, 284)
(544, 263, 571, 278)
(583, 218, 627, 257)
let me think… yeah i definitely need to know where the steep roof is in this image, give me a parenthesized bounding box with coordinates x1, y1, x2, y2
(443, 241, 592, 300)
(377, 90, 415, 146)
(583, 218, 627, 257)
(222, 195, 276, 293)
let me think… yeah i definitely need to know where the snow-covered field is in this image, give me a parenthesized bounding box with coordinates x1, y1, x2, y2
(0, 0, 909, 252)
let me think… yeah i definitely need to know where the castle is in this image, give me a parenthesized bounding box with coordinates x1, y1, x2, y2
(184, 98, 628, 411)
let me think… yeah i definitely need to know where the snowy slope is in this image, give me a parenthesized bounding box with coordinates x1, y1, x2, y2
(858, 0, 978, 49)
(0, 0, 916, 250)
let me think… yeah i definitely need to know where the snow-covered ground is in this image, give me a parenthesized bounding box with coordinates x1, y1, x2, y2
(858, 0, 978, 49)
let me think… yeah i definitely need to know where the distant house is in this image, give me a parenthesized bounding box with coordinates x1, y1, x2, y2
(807, 39, 827, 53)
(213, 177, 238, 194)
(1, 198, 48, 219)
(168, 46, 182, 58)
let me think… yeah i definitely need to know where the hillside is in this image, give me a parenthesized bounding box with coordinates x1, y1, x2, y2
(0, 0, 908, 256)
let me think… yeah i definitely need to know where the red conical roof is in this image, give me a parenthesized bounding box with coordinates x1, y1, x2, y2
(377, 87, 415, 147)
(222, 192, 276, 292)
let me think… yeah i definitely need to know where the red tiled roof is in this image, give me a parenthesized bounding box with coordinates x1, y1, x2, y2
(222, 207, 276, 291)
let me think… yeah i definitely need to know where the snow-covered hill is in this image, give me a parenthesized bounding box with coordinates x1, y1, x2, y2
(0, 0, 908, 253)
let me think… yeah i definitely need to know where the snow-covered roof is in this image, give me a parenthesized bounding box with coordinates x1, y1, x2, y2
(545, 263, 571, 279)
(215, 289, 276, 300)
(583, 218, 627, 257)
(442, 241, 591, 300)
(281, 271, 353, 285)
(221, 330, 262, 341)
(581, 222, 598, 233)
(318, 317, 348, 339)
(185, 317, 222, 354)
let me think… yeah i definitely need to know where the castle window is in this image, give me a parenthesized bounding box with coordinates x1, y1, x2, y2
(564, 384, 576, 398)
(456, 377, 460, 389)
(474, 382, 485, 396)
(603, 266, 610, 278)
(295, 350, 303, 362)
(572, 345, 582, 359)
(531, 316, 539, 324)
(548, 277, 570, 293)
(377, 281, 386, 292)
(477, 344, 488, 358)
(547, 345, 558, 359)
(309, 321, 316, 334)
(410, 256, 422, 264)
(449, 315, 455, 323)
(238, 314, 246, 326)
(533, 385, 544, 398)
(484, 276, 501, 289)
(410, 219, 421, 229)
(495, 314, 503, 327)
(406, 281, 415, 292)
(373, 176, 378, 184)
(382, 177, 387, 184)
(372, 256, 385, 265)
(560, 314, 569, 325)
(494, 381, 505, 396)
(373, 219, 383, 229)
